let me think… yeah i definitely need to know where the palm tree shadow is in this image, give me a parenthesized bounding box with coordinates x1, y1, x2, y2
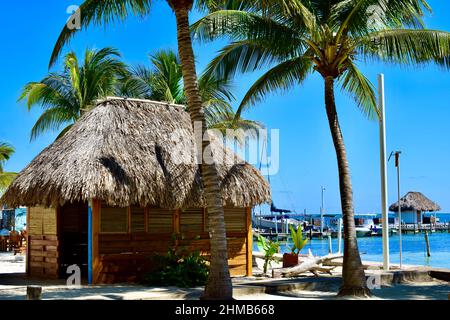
(99, 156, 130, 185)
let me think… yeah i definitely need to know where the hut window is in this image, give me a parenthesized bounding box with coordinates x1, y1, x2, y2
(180, 208, 204, 233)
(224, 207, 246, 232)
(100, 205, 129, 233)
(131, 207, 146, 233)
(147, 208, 173, 234)
(204, 207, 246, 232)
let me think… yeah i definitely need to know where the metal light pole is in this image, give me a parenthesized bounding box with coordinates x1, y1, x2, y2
(395, 152, 403, 269)
(378, 74, 390, 270)
(389, 151, 403, 269)
(337, 218, 342, 254)
(320, 186, 326, 238)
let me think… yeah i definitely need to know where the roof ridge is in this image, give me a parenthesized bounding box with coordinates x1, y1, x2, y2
(100, 96, 187, 110)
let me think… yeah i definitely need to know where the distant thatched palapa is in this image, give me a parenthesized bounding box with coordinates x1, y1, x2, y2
(389, 191, 440, 225)
(0, 97, 271, 284)
(389, 191, 441, 212)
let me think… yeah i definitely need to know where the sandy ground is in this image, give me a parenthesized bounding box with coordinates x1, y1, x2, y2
(0, 252, 448, 300)
(0, 252, 25, 274)
(236, 281, 450, 300)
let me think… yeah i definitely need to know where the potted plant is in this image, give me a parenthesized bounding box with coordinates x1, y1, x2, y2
(283, 225, 309, 268)
(257, 235, 280, 275)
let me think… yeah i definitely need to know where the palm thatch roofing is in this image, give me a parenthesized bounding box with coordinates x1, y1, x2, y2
(0, 98, 271, 208)
(389, 191, 441, 212)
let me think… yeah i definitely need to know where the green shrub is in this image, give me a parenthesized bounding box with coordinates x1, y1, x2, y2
(257, 235, 280, 274)
(144, 251, 209, 288)
(289, 224, 308, 254)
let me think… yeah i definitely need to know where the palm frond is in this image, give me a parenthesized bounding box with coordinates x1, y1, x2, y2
(55, 124, 75, 141)
(358, 29, 450, 67)
(49, 0, 152, 67)
(21, 47, 127, 139)
(192, 9, 305, 48)
(120, 65, 155, 99)
(199, 71, 235, 105)
(205, 39, 297, 81)
(30, 107, 77, 141)
(339, 61, 378, 120)
(0, 143, 15, 172)
(0, 172, 17, 194)
(333, 0, 431, 40)
(235, 55, 313, 118)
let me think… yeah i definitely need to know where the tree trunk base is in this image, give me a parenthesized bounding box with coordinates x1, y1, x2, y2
(200, 294, 234, 301)
(337, 286, 372, 298)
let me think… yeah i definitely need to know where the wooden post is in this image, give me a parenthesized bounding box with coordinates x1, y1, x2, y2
(26, 207, 30, 275)
(173, 209, 180, 249)
(88, 200, 100, 284)
(144, 207, 149, 232)
(88, 202, 93, 284)
(92, 200, 100, 284)
(173, 209, 180, 235)
(246, 208, 253, 277)
(328, 235, 332, 254)
(27, 286, 42, 300)
(424, 231, 431, 257)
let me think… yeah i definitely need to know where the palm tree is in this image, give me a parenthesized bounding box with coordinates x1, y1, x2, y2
(121, 49, 263, 137)
(19, 47, 127, 140)
(192, 0, 450, 296)
(49, 0, 234, 299)
(0, 142, 16, 193)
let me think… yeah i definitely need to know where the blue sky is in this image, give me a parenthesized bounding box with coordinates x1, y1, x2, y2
(1, 1, 450, 214)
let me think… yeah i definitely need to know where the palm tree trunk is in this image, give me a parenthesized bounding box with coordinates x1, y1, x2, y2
(170, 1, 233, 300)
(324, 76, 371, 297)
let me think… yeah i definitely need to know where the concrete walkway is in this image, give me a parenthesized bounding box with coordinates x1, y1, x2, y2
(0, 252, 448, 300)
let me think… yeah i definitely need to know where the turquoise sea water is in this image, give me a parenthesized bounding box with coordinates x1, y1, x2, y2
(255, 213, 450, 269)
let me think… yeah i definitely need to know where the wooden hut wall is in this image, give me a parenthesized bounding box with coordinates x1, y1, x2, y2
(27, 207, 59, 278)
(95, 204, 251, 284)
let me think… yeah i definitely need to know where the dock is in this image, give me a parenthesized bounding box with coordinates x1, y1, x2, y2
(392, 223, 450, 234)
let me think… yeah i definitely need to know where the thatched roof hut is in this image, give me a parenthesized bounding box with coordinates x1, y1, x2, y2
(389, 191, 441, 212)
(0, 97, 271, 209)
(0, 97, 271, 283)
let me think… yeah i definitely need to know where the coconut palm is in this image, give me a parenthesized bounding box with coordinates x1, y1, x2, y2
(121, 49, 263, 137)
(49, 0, 234, 299)
(192, 0, 450, 296)
(19, 47, 127, 140)
(0, 142, 16, 193)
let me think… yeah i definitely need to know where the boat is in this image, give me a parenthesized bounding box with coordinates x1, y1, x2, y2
(355, 226, 372, 237)
(253, 215, 301, 233)
(354, 214, 379, 237)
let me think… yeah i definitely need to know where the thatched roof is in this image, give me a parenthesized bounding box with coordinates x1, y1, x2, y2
(389, 191, 441, 212)
(1, 98, 271, 208)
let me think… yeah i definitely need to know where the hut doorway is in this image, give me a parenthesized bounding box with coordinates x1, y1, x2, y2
(58, 202, 88, 280)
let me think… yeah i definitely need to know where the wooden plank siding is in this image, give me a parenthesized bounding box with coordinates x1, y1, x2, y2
(27, 203, 252, 284)
(93, 206, 251, 284)
(27, 207, 59, 278)
(246, 207, 253, 277)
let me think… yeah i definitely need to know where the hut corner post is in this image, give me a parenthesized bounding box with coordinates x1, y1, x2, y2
(88, 199, 100, 285)
(26, 207, 30, 275)
(246, 208, 253, 277)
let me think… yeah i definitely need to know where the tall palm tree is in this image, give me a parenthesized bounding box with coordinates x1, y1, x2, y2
(19, 47, 127, 140)
(121, 49, 263, 137)
(192, 0, 450, 296)
(0, 142, 16, 193)
(49, 0, 234, 299)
